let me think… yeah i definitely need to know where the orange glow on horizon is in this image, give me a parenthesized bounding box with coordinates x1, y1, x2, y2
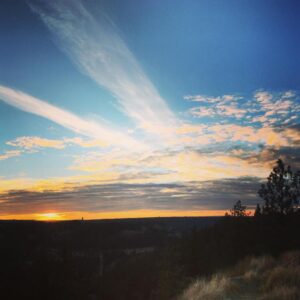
(36, 213, 66, 221)
(0, 209, 235, 221)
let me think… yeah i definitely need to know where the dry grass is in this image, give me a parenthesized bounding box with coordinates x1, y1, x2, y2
(231, 255, 275, 279)
(262, 265, 300, 292)
(180, 274, 240, 300)
(178, 251, 300, 300)
(260, 286, 300, 300)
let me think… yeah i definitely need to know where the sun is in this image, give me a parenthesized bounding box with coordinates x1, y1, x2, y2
(36, 212, 64, 221)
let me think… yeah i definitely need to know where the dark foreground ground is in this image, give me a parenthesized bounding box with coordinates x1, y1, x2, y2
(0, 217, 219, 300)
(1, 215, 300, 300)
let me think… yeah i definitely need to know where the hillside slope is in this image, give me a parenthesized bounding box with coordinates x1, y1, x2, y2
(179, 251, 300, 300)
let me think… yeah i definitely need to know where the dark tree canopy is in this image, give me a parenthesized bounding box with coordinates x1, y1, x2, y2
(258, 159, 300, 215)
(229, 200, 248, 217)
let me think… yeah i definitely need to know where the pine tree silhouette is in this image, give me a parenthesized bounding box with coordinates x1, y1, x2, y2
(254, 203, 261, 217)
(258, 159, 300, 215)
(229, 200, 248, 217)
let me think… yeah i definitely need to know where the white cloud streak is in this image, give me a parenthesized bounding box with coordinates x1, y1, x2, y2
(7, 136, 66, 150)
(30, 0, 176, 133)
(0, 85, 145, 150)
(0, 150, 21, 161)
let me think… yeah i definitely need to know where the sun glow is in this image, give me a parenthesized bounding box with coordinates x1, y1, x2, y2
(36, 213, 65, 221)
(0, 209, 230, 221)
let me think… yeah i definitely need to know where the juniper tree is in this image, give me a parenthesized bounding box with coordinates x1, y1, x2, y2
(258, 159, 300, 215)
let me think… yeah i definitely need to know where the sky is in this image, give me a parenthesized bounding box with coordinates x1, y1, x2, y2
(0, 0, 299, 220)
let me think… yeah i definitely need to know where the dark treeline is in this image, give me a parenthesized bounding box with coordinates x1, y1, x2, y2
(0, 217, 218, 300)
(1, 214, 300, 300)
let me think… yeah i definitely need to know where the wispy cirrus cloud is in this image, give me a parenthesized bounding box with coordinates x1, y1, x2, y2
(30, 0, 176, 134)
(0, 135, 117, 162)
(6, 136, 109, 152)
(0, 85, 145, 150)
(7, 136, 66, 150)
(0, 150, 21, 161)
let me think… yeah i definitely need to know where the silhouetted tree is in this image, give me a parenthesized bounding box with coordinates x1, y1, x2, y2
(254, 204, 261, 217)
(229, 200, 248, 217)
(258, 159, 300, 215)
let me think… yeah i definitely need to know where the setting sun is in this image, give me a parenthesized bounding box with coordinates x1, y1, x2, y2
(36, 213, 65, 221)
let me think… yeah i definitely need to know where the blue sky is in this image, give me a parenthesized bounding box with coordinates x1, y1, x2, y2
(0, 0, 299, 219)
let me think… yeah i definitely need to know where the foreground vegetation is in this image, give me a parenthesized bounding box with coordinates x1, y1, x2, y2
(180, 251, 300, 300)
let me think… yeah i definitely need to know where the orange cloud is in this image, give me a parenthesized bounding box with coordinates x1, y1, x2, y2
(7, 136, 65, 150)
